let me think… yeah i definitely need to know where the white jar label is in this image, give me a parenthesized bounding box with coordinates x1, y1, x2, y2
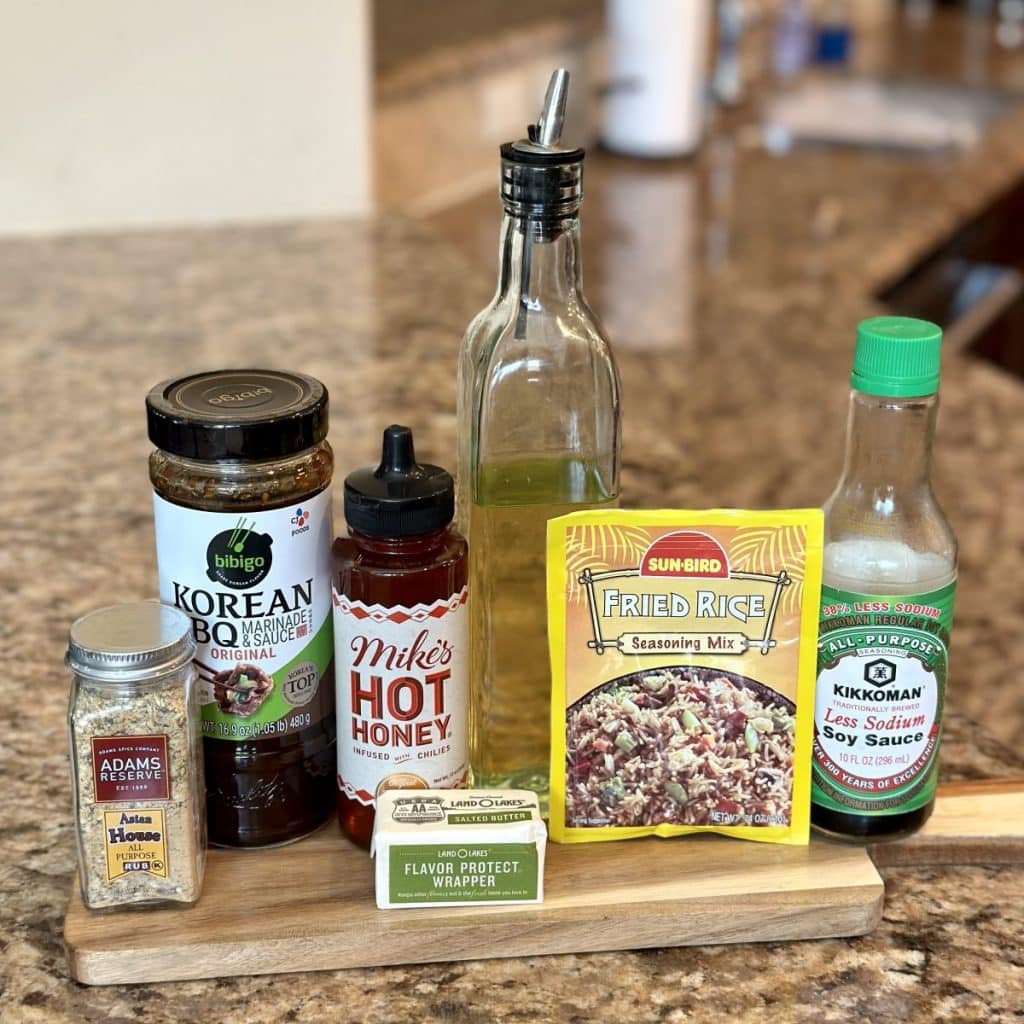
(333, 587, 470, 806)
(153, 489, 334, 741)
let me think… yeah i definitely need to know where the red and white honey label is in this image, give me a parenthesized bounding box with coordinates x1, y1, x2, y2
(333, 587, 469, 806)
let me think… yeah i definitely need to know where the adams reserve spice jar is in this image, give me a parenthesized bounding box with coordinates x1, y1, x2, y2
(67, 602, 206, 909)
(147, 369, 336, 847)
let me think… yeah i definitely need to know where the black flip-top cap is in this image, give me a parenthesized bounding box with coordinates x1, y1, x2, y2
(146, 369, 328, 461)
(344, 425, 454, 537)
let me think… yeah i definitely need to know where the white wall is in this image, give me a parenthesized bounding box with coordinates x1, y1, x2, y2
(0, 0, 371, 235)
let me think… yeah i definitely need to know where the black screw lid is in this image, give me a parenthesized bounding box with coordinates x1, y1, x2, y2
(344, 425, 454, 538)
(146, 369, 328, 461)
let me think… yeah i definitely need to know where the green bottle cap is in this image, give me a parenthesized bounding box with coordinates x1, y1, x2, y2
(850, 316, 943, 398)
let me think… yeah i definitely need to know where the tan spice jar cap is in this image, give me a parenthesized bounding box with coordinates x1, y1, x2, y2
(66, 602, 196, 683)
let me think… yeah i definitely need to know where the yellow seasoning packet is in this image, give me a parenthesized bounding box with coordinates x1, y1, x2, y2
(547, 509, 824, 845)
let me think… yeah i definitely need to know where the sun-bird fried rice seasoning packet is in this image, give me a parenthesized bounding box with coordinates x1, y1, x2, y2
(547, 509, 824, 845)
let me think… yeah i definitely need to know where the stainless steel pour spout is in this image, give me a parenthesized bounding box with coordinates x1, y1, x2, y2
(501, 66, 583, 227)
(533, 68, 569, 148)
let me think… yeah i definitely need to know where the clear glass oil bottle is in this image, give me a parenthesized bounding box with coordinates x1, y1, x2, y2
(458, 71, 621, 798)
(811, 317, 957, 842)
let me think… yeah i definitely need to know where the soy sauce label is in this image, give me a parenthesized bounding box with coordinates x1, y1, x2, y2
(333, 588, 469, 807)
(153, 488, 334, 741)
(811, 580, 955, 815)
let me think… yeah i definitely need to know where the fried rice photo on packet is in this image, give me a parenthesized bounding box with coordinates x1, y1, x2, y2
(546, 509, 823, 845)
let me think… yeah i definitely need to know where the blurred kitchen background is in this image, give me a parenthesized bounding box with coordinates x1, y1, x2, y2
(3, 0, 1023, 745)
(5, 1, 1024, 356)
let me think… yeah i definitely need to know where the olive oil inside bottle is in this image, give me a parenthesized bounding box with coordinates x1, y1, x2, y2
(469, 456, 616, 800)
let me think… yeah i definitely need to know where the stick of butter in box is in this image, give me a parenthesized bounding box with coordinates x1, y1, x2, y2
(370, 789, 547, 909)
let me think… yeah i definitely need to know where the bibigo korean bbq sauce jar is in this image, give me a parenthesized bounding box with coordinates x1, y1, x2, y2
(147, 369, 336, 848)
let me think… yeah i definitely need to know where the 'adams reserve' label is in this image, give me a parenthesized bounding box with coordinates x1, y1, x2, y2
(154, 489, 334, 742)
(812, 580, 955, 815)
(91, 735, 169, 802)
(333, 588, 469, 806)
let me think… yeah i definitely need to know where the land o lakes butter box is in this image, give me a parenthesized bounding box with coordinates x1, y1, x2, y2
(370, 789, 547, 909)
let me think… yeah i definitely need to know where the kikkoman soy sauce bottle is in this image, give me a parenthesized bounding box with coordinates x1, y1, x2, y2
(457, 69, 621, 800)
(812, 317, 957, 842)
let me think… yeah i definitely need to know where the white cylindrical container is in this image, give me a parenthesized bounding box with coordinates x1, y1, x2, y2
(602, 0, 711, 157)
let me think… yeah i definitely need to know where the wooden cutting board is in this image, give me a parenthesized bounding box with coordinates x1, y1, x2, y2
(870, 779, 1024, 867)
(65, 827, 883, 986)
(66, 780, 1024, 986)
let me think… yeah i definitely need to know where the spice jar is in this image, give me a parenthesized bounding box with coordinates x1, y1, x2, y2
(147, 369, 336, 848)
(67, 602, 206, 910)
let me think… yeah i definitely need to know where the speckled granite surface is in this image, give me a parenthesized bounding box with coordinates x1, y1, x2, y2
(4, 14, 1024, 1023)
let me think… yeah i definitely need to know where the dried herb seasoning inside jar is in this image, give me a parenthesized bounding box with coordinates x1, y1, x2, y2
(67, 602, 206, 910)
(146, 369, 336, 848)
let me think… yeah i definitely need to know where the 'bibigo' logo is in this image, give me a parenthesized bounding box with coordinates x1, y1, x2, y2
(206, 518, 274, 589)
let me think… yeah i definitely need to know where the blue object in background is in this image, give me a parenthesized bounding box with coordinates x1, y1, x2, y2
(815, 22, 852, 64)
(814, 0, 852, 65)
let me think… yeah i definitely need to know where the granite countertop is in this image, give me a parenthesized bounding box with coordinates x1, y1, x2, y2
(3, 13, 1024, 1024)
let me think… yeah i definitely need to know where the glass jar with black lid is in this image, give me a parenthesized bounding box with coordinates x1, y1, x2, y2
(147, 369, 336, 848)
